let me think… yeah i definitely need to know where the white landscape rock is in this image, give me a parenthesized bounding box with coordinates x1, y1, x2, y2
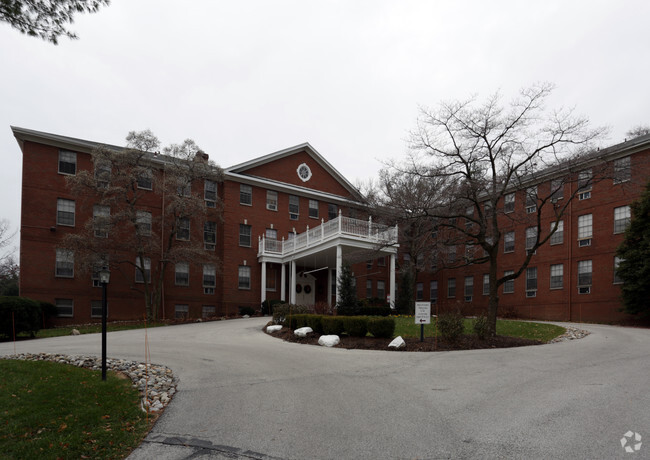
(318, 335, 340, 347)
(266, 325, 283, 333)
(71, 329, 80, 336)
(294, 327, 313, 337)
(388, 336, 406, 349)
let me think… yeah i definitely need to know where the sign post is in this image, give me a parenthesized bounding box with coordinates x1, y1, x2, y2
(415, 301, 431, 342)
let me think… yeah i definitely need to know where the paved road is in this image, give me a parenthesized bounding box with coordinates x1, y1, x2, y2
(1, 318, 648, 459)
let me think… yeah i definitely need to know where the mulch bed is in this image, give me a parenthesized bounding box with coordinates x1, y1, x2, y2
(270, 327, 541, 352)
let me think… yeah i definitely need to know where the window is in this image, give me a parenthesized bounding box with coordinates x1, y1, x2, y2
(265, 228, 277, 240)
(91, 300, 105, 318)
(366, 280, 373, 298)
(525, 227, 537, 252)
(416, 282, 423, 300)
(526, 267, 537, 297)
(58, 151, 76, 175)
(464, 276, 473, 302)
(266, 190, 278, 211)
(366, 260, 373, 270)
(205, 180, 217, 207)
(526, 186, 537, 213)
(289, 195, 299, 220)
(177, 217, 190, 241)
(550, 264, 563, 289)
(55, 299, 73, 317)
(378, 257, 386, 267)
(239, 224, 251, 247)
(204, 221, 216, 250)
(175, 304, 189, 319)
(202, 305, 216, 318)
(94, 160, 111, 188)
(135, 257, 151, 283)
(483, 201, 493, 218)
(56, 198, 75, 226)
(136, 211, 152, 236)
(91, 258, 109, 287)
(203, 264, 216, 294)
(55, 249, 74, 277)
(447, 245, 456, 264)
(377, 281, 385, 299)
(483, 274, 489, 295)
(614, 156, 631, 184)
(240, 184, 252, 205)
(550, 220, 564, 245)
(578, 260, 592, 293)
(309, 199, 319, 218)
(504, 231, 515, 253)
(578, 214, 593, 246)
(578, 169, 592, 199)
(614, 257, 623, 284)
(137, 169, 152, 190)
(238, 266, 251, 289)
(93, 205, 110, 238)
(175, 262, 189, 286)
(430, 281, 438, 304)
(503, 270, 514, 293)
(504, 193, 515, 213)
(550, 178, 564, 202)
(614, 206, 631, 234)
(403, 253, 411, 264)
(447, 278, 456, 298)
(177, 177, 191, 197)
(328, 204, 337, 220)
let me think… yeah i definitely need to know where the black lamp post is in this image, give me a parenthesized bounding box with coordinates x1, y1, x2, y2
(99, 266, 110, 381)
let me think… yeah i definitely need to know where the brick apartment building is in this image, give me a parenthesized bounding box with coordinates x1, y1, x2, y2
(13, 127, 398, 324)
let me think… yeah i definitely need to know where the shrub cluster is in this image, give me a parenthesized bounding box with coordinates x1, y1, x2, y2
(281, 313, 396, 338)
(272, 303, 311, 326)
(0, 296, 49, 338)
(366, 317, 396, 338)
(437, 311, 465, 343)
(261, 299, 283, 316)
(239, 306, 256, 316)
(473, 314, 489, 340)
(321, 316, 344, 335)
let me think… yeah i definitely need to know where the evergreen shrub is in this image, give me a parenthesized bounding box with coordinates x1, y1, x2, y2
(438, 311, 465, 343)
(367, 317, 395, 338)
(321, 316, 344, 335)
(343, 316, 368, 337)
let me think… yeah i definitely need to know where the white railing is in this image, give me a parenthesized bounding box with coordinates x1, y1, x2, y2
(258, 211, 398, 257)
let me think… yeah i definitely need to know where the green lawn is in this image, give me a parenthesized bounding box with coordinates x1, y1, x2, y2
(392, 315, 565, 342)
(17, 321, 168, 339)
(0, 359, 151, 459)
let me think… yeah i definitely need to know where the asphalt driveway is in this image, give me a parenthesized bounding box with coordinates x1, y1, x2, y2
(1, 318, 648, 459)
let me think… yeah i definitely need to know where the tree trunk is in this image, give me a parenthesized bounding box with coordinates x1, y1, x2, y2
(487, 259, 499, 337)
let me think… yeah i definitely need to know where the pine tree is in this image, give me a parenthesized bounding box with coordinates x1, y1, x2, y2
(616, 181, 650, 316)
(395, 269, 414, 315)
(336, 262, 359, 315)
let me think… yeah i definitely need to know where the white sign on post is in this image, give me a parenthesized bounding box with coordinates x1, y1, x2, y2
(415, 301, 431, 324)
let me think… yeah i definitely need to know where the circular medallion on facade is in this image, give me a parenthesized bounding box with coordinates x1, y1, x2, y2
(297, 163, 312, 182)
(304, 285, 312, 294)
(296, 284, 302, 293)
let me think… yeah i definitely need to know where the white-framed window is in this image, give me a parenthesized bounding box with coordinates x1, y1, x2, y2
(377, 280, 385, 299)
(526, 186, 537, 213)
(416, 282, 423, 300)
(289, 195, 299, 220)
(328, 203, 337, 220)
(203, 264, 216, 294)
(578, 169, 592, 200)
(550, 264, 563, 289)
(94, 160, 111, 188)
(175, 304, 189, 319)
(526, 267, 537, 297)
(578, 260, 592, 293)
(430, 281, 438, 304)
(136, 211, 152, 236)
(239, 224, 251, 247)
(266, 190, 278, 211)
(366, 280, 373, 298)
(265, 228, 277, 240)
(202, 305, 216, 318)
(309, 199, 319, 218)
(205, 179, 217, 207)
(614, 206, 631, 234)
(504, 231, 515, 253)
(447, 278, 456, 298)
(56, 198, 75, 226)
(614, 257, 624, 284)
(55, 298, 73, 317)
(55, 248, 74, 278)
(204, 221, 216, 250)
(550, 178, 564, 202)
(483, 274, 489, 295)
(177, 217, 190, 241)
(614, 156, 631, 184)
(238, 265, 251, 289)
(447, 245, 456, 263)
(504, 193, 515, 213)
(93, 205, 110, 238)
(137, 169, 153, 190)
(90, 300, 106, 318)
(58, 150, 76, 175)
(91, 256, 109, 287)
(175, 262, 189, 286)
(240, 184, 252, 205)
(525, 226, 537, 251)
(578, 214, 593, 246)
(135, 257, 151, 283)
(464, 276, 473, 302)
(503, 270, 514, 294)
(550, 220, 564, 245)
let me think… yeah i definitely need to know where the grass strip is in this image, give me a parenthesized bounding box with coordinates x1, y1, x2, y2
(16, 321, 169, 339)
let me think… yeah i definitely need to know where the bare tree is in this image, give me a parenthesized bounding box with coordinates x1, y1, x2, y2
(64, 131, 224, 320)
(626, 125, 650, 139)
(377, 83, 606, 335)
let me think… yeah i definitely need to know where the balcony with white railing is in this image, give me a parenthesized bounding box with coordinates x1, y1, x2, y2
(258, 211, 398, 259)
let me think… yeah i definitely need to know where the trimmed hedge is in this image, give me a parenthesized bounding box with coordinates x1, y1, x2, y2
(342, 316, 368, 337)
(272, 303, 311, 326)
(282, 314, 396, 339)
(367, 317, 396, 338)
(321, 316, 344, 335)
(359, 305, 392, 317)
(0, 296, 43, 338)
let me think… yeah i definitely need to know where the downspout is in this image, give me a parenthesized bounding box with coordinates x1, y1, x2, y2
(160, 166, 166, 320)
(567, 179, 573, 321)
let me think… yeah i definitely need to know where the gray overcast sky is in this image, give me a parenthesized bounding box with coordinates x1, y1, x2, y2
(1, 0, 649, 256)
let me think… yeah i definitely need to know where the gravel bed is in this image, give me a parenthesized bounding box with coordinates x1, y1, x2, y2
(547, 326, 591, 343)
(3, 353, 176, 413)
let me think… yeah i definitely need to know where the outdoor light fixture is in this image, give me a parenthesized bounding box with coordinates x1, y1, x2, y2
(100, 266, 110, 381)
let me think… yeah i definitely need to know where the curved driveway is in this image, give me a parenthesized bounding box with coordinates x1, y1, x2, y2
(1, 318, 648, 459)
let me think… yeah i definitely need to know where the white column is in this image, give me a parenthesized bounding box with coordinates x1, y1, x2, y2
(261, 262, 267, 305)
(280, 263, 286, 302)
(335, 245, 343, 305)
(389, 253, 396, 309)
(327, 267, 332, 307)
(290, 260, 297, 304)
